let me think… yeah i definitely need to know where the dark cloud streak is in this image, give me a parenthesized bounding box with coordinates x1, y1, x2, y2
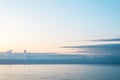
(89, 38, 120, 42)
(63, 44, 120, 49)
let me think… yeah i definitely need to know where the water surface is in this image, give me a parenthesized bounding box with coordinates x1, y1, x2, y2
(0, 64, 120, 80)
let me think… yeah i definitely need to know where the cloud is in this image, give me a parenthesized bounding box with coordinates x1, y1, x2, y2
(89, 38, 120, 42)
(63, 44, 120, 48)
(62, 44, 120, 55)
(62, 36, 120, 55)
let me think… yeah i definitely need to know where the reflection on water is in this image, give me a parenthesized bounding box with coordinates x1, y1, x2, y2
(0, 64, 120, 80)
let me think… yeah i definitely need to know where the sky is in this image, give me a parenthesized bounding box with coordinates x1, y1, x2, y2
(0, 0, 120, 53)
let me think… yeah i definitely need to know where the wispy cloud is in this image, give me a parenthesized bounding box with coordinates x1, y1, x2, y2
(62, 36, 120, 55)
(89, 37, 120, 42)
(63, 44, 120, 48)
(62, 44, 120, 55)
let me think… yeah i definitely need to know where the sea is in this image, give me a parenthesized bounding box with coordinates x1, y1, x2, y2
(0, 64, 120, 80)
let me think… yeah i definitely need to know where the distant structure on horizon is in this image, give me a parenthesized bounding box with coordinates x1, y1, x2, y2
(6, 49, 13, 54)
(24, 50, 27, 54)
(0, 49, 30, 54)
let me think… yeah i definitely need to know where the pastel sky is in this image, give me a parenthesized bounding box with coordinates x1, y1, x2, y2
(0, 0, 120, 53)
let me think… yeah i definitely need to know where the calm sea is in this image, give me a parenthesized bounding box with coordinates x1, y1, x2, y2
(0, 64, 120, 80)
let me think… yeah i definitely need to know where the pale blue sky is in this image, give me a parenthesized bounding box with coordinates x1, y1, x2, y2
(0, 0, 120, 53)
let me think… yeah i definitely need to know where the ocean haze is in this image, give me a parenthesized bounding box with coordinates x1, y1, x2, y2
(0, 52, 120, 64)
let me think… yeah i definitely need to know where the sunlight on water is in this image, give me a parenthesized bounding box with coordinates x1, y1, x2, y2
(0, 65, 120, 80)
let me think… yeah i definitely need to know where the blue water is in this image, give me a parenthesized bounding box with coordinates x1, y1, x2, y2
(0, 64, 120, 80)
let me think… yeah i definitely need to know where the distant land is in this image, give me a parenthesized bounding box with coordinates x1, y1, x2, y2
(0, 50, 120, 64)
